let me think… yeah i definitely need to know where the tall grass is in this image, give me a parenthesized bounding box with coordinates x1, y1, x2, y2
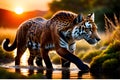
(0, 28, 16, 64)
(103, 14, 120, 45)
(0, 28, 16, 44)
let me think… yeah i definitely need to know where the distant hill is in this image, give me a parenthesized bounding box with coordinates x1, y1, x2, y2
(0, 9, 48, 28)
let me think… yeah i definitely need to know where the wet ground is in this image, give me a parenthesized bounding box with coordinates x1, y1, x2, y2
(0, 61, 93, 79)
(0, 50, 118, 79)
(0, 49, 94, 79)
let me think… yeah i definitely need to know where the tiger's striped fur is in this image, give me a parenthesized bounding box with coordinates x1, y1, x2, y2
(2, 11, 100, 71)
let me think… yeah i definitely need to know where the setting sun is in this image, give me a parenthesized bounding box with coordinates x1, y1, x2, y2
(15, 7, 24, 14)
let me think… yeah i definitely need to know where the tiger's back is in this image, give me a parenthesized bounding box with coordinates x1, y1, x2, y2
(17, 17, 46, 48)
(50, 11, 77, 30)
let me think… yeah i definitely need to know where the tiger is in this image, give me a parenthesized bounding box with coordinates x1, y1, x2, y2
(2, 10, 100, 72)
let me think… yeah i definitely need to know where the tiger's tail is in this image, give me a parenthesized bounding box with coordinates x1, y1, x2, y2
(2, 38, 17, 51)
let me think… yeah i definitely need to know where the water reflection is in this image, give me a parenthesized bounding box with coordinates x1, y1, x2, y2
(62, 69, 70, 79)
(11, 49, 92, 79)
(15, 68, 53, 79)
(14, 67, 90, 79)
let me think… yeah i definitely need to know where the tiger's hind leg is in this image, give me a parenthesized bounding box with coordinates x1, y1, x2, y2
(35, 51, 43, 67)
(41, 48, 53, 69)
(28, 48, 36, 66)
(15, 45, 27, 65)
(27, 40, 42, 66)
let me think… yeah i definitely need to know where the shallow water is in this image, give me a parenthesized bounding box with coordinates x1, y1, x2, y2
(0, 49, 94, 79)
(0, 62, 93, 79)
(0, 49, 118, 79)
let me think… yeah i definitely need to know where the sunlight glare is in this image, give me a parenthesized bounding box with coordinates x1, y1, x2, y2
(15, 7, 24, 14)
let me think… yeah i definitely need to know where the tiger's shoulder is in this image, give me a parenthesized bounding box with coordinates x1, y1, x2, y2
(49, 11, 78, 31)
(51, 10, 77, 22)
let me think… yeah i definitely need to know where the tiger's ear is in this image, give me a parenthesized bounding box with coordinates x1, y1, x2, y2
(73, 14, 83, 25)
(87, 13, 94, 22)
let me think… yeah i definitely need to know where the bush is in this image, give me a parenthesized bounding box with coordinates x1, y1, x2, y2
(103, 40, 120, 54)
(90, 54, 110, 73)
(82, 50, 102, 63)
(90, 40, 120, 75)
(52, 55, 61, 64)
(102, 58, 119, 73)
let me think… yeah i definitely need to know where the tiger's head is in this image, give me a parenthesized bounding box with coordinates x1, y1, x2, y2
(71, 13, 100, 45)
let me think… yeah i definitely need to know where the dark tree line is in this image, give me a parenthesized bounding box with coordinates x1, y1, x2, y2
(48, 0, 120, 31)
(49, 0, 120, 13)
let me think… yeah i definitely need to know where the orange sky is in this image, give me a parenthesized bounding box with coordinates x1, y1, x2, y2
(0, 0, 52, 12)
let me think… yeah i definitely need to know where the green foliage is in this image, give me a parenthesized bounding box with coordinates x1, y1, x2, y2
(49, 0, 120, 13)
(90, 40, 120, 74)
(103, 40, 120, 54)
(0, 67, 46, 79)
(0, 67, 26, 79)
(93, 6, 119, 32)
(0, 46, 14, 64)
(90, 53, 113, 73)
(52, 55, 61, 64)
(82, 50, 102, 63)
(102, 58, 119, 73)
(49, 0, 96, 13)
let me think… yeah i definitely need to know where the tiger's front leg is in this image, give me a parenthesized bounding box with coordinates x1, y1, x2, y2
(61, 46, 73, 68)
(61, 58, 70, 68)
(61, 50, 75, 68)
(61, 42, 76, 68)
(56, 48, 89, 71)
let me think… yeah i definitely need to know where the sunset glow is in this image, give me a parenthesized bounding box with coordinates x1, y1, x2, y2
(15, 7, 24, 14)
(0, 0, 52, 12)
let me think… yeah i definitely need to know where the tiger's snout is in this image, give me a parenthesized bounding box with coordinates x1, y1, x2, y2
(84, 34, 101, 45)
